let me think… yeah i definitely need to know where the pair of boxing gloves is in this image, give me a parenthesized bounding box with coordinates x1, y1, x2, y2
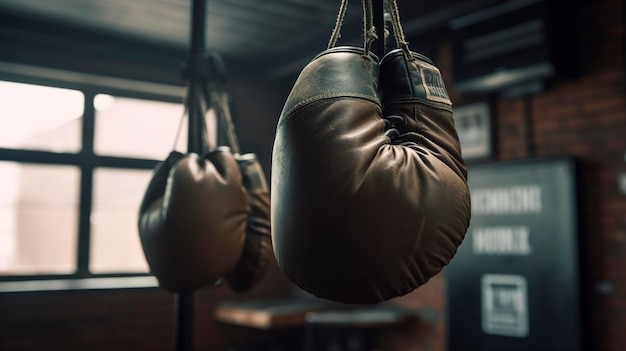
(271, 47, 471, 304)
(138, 148, 272, 293)
(138, 46, 471, 303)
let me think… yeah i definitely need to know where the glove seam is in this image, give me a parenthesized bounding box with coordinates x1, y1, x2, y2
(283, 93, 381, 121)
(383, 97, 452, 112)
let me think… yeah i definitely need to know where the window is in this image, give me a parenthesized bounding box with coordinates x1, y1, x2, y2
(0, 79, 185, 290)
(0, 81, 83, 152)
(0, 162, 80, 275)
(90, 168, 153, 274)
(94, 94, 187, 159)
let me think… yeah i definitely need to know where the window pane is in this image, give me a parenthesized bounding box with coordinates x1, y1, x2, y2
(0, 162, 79, 275)
(0, 81, 83, 152)
(94, 95, 187, 160)
(90, 168, 153, 273)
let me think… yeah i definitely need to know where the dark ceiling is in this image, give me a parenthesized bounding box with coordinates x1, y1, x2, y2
(0, 0, 507, 84)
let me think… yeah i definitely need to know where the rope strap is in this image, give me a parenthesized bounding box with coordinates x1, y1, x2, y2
(172, 80, 241, 155)
(387, 0, 413, 60)
(328, 0, 349, 49)
(362, 0, 378, 56)
(327, 0, 378, 58)
(326, 0, 413, 60)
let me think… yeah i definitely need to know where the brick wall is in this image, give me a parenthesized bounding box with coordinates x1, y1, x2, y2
(383, 0, 625, 350)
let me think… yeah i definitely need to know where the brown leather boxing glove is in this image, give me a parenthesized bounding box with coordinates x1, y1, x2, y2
(379, 47, 471, 291)
(138, 148, 248, 293)
(271, 46, 471, 304)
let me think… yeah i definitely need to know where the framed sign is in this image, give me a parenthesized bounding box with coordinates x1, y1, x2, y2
(453, 102, 493, 161)
(446, 159, 583, 351)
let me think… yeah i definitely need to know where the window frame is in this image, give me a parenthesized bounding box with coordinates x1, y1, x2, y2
(0, 65, 186, 290)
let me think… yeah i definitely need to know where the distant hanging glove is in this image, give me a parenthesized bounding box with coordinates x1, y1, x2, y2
(138, 148, 248, 293)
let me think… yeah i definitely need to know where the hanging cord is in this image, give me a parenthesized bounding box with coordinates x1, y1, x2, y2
(387, 0, 412, 60)
(201, 82, 241, 155)
(327, 0, 378, 57)
(213, 89, 241, 155)
(172, 93, 189, 151)
(382, 0, 393, 54)
(328, 0, 349, 49)
(362, 0, 378, 56)
(196, 82, 214, 151)
(171, 82, 213, 153)
(175, 55, 240, 155)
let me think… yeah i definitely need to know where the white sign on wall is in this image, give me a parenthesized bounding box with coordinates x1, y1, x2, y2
(453, 102, 492, 161)
(481, 274, 529, 337)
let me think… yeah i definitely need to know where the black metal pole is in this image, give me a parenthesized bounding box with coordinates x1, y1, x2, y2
(175, 293, 194, 351)
(187, 0, 207, 155)
(190, 0, 206, 58)
(176, 0, 208, 350)
(372, 0, 385, 58)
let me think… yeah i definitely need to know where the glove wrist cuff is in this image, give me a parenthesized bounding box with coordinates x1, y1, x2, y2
(380, 49, 452, 107)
